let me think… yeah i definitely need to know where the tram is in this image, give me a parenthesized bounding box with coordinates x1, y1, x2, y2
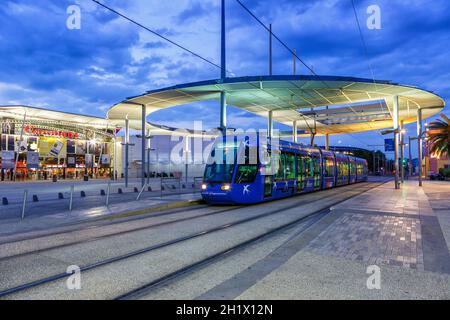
(201, 135, 368, 204)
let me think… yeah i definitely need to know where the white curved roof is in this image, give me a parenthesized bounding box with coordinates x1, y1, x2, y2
(107, 75, 445, 135)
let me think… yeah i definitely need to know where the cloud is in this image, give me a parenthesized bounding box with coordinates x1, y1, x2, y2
(0, 0, 448, 152)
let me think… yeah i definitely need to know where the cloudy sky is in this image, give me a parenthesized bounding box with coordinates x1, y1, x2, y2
(0, 0, 449, 155)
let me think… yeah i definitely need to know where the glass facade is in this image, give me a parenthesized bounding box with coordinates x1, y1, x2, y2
(0, 118, 115, 181)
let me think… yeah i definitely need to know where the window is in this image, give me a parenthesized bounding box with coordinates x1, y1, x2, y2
(285, 153, 295, 179)
(350, 161, 356, 175)
(204, 163, 235, 183)
(235, 164, 258, 183)
(325, 157, 335, 177)
(203, 138, 239, 183)
(275, 152, 295, 180)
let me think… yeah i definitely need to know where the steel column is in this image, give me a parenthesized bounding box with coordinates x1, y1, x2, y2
(125, 117, 129, 188)
(141, 104, 146, 187)
(408, 136, 413, 179)
(325, 134, 329, 151)
(400, 120, 405, 183)
(147, 129, 151, 185)
(292, 121, 297, 143)
(220, 92, 227, 132)
(393, 96, 400, 189)
(269, 24, 273, 75)
(221, 0, 226, 80)
(417, 108, 423, 186)
(268, 110, 273, 139)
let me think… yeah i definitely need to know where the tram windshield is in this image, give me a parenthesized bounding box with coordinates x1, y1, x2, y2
(203, 139, 239, 183)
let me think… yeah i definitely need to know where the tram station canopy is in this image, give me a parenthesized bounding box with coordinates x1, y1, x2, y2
(0, 105, 112, 131)
(107, 75, 445, 135)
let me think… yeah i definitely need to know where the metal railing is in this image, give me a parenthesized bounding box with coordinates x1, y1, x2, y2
(0, 177, 203, 220)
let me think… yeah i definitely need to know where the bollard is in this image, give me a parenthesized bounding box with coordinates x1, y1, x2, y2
(80, 191, 86, 198)
(161, 185, 165, 191)
(21, 190, 28, 220)
(58, 192, 64, 199)
(147, 186, 152, 192)
(69, 185, 74, 212)
(182, 184, 186, 189)
(118, 188, 123, 194)
(2, 197, 8, 205)
(32, 195, 39, 202)
(134, 187, 139, 193)
(171, 185, 176, 190)
(105, 183, 111, 206)
(100, 189, 106, 196)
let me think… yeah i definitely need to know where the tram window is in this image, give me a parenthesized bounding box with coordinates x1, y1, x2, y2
(275, 152, 284, 180)
(297, 156, 306, 176)
(274, 152, 295, 180)
(313, 156, 321, 175)
(350, 162, 356, 175)
(285, 153, 295, 179)
(325, 157, 334, 177)
(235, 164, 258, 183)
(304, 157, 314, 178)
(203, 163, 235, 183)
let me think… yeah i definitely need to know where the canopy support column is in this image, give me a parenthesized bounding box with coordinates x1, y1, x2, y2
(124, 117, 130, 188)
(417, 108, 423, 187)
(141, 104, 146, 187)
(400, 120, 405, 183)
(220, 92, 227, 133)
(325, 134, 330, 151)
(292, 121, 297, 143)
(269, 24, 273, 75)
(393, 95, 400, 189)
(268, 111, 273, 139)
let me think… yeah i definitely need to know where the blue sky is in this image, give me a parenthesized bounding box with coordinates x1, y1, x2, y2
(0, 0, 449, 156)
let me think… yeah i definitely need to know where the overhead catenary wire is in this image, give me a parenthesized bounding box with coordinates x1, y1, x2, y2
(90, 0, 231, 75)
(236, 0, 373, 148)
(235, 0, 317, 76)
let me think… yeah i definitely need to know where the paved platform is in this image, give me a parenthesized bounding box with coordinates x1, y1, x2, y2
(0, 191, 201, 241)
(234, 179, 450, 299)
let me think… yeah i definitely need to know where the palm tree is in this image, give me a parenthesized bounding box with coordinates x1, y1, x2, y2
(427, 114, 450, 158)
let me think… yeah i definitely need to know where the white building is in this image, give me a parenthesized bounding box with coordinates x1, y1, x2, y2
(124, 135, 214, 179)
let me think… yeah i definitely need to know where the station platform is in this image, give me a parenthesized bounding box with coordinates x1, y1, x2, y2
(235, 179, 450, 299)
(0, 191, 202, 244)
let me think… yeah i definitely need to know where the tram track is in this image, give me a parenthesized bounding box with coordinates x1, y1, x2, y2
(0, 181, 386, 299)
(0, 204, 240, 260)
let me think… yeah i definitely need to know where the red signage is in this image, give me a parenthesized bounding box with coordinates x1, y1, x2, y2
(24, 125, 79, 139)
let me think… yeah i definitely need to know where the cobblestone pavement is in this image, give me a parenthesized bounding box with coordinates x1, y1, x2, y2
(307, 212, 424, 270)
(305, 180, 450, 273)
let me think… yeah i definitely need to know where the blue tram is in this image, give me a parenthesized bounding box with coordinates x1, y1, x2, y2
(201, 135, 368, 205)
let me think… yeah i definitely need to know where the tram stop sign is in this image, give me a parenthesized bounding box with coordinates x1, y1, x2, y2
(385, 139, 395, 152)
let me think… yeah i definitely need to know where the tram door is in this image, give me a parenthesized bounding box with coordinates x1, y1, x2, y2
(313, 155, 321, 190)
(264, 175, 273, 198)
(297, 155, 306, 192)
(261, 147, 273, 198)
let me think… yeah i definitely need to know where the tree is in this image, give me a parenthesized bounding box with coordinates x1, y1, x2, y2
(427, 114, 450, 158)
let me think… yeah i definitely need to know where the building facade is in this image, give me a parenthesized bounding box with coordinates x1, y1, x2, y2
(0, 106, 123, 181)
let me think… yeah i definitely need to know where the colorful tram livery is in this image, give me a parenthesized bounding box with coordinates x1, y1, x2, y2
(201, 136, 368, 205)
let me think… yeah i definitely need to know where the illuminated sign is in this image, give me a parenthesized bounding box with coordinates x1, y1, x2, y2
(24, 125, 79, 139)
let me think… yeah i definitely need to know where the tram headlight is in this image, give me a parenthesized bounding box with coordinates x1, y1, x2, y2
(201, 184, 207, 190)
(221, 184, 231, 191)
